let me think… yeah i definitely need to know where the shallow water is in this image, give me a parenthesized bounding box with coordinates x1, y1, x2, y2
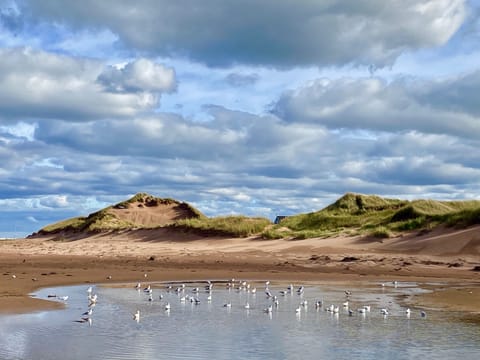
(0, 281, 479, 360)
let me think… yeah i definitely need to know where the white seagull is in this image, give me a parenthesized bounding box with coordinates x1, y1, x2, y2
(133, 310, 140, 322)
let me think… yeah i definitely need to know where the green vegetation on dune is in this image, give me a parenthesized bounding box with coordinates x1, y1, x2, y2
(39, 209, 136, 234)
(40, 216, 86, 233)
(171, 216, 271, 237)
(35, 192, 480, 240)
(263, 193, 480, 239)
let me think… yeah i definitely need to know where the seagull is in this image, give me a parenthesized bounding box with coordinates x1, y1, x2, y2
(264, 305, 273, 313)
(315, 300, 323, 309)
(363, 305, 371, 312)
(86, 286, 93, 294)
(58, 295, 69, 301)
(357, 308, 366, 314)
(301, 300, 308, 307)
(295, 306, 301, 313)
(135, 283, 141, 290)
(348, 309, 354, 316)
(82, 308, 93, 316)
(88, 295, 97, 307)
(164, 303, 171, 311)
(297, 286, 305, 295)
(405, 308, 411, 316)
(342, 301, 349, 308)
(223, 302, 232, 308)
(380, 308, 389, 316)
(244, 302, 250, 310)
(133, 310, 140, 322)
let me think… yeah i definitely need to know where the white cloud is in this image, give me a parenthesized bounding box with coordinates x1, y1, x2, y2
(274, 73, 480, 139)
(0, 48, 176, 122)
(98, 58, 176, 93)
(39, 195, 69, 208)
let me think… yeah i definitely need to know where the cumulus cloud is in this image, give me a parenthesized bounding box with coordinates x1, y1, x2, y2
(0, 48, 175, 122)
(273, 73, 480, 139)
(20, 0, 466, 68)
(97, 58, 176, 93)
(30, 107, 480, 193)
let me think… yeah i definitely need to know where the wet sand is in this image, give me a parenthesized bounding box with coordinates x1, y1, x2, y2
(1, 230, 479, 314)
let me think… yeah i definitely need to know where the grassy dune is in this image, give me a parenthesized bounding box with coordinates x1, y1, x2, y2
(263, 193, 480, 239)
(36, 192, 480, 240)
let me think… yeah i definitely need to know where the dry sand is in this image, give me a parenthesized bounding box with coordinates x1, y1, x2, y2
(1, 226, 480, 315)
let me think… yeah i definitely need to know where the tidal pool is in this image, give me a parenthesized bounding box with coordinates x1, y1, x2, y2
(0, 280, 478, 359)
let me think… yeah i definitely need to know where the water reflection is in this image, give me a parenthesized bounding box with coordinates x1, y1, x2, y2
(0, 281, 479, 360)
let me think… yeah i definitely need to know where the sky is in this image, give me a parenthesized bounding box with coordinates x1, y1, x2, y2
(1, 0, 480, 238)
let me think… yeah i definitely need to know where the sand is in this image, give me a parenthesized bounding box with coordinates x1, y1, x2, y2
(1, 226, 480, 315)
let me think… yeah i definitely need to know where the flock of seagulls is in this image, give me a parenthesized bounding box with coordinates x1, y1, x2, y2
(51, 277, 427, 326)
(71, 286, 96, 325)
(125, 278, 428, 324)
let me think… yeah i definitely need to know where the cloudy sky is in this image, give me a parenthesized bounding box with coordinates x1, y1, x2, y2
(1, 0, 479, 238)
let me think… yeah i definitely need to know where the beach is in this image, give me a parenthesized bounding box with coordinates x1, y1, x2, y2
(1, 226, 479, 315)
